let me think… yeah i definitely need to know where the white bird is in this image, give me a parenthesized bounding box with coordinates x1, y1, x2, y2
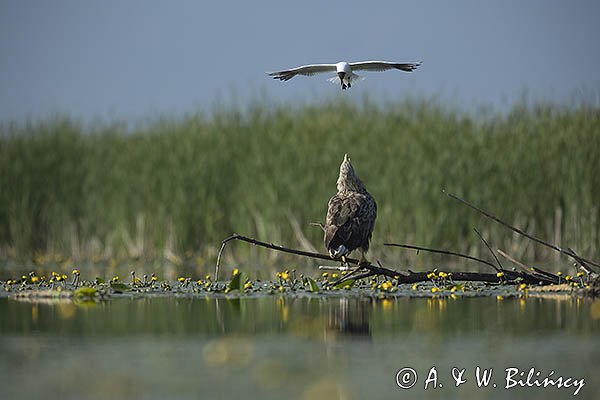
(268, 60, 421, 90)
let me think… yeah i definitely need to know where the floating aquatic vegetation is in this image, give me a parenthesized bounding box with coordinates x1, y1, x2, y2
(0, 267, 595, 303)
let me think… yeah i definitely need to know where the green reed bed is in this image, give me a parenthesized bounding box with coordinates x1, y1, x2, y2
(1, 99, 599, 274)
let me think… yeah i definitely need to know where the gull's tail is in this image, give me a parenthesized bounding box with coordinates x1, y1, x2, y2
(327, 73, 364, 86)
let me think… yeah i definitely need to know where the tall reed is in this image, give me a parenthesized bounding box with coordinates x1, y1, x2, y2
(1, 98, 599, 271)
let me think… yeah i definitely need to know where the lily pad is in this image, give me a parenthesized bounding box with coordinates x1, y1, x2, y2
(227, 271, 249, 292)
(110, 282, 131, 293)
(305, 277, 319, 293)
(335, 279, 356, 289)
(74, 286, 98, 298)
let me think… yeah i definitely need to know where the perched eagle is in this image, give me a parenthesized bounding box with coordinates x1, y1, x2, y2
(324, 154, 377, 264)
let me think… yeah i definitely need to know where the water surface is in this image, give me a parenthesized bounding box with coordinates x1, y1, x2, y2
(1, 295, 598, 399)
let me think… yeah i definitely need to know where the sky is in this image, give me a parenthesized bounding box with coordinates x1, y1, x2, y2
(1, 0, 599, 122)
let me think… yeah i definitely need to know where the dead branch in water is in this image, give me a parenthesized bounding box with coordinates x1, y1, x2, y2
(215, 233, 557, 285)
(444, 191, 600, 272)
(383, 243, 499, 272)
(497, 249, 529, 272)
(495, 249, 561, 282)
(474, 228, 503, 272)
(215, 233, 398, 281)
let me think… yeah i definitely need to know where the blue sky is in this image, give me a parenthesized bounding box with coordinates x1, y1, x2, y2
(1, 0, 599, 122)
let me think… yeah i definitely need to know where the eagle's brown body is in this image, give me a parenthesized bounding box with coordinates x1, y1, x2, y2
(324, 154, 377, 263)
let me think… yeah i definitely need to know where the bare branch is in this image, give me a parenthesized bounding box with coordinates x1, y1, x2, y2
(215, 233, 400, 280)
(444, 191, 600, 272)
(497, 249, 558, 281)
(328, 268, 374, 287)
(217, 233, 557, 284)
(309, 222, 326, 232)
(384, 242, 500, 272)
(473, 228, 502, 272)
(567, 247, 593, 275)
(497, 249, 529, 272)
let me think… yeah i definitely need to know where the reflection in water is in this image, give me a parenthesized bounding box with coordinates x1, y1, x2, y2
(326, 297, 372, 340)
(0, 296, 599, 400)
(592, 299, 600, 320)
(1, 295, 599, 337)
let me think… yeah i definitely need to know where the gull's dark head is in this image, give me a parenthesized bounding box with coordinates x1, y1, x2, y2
(337, 154, 366, 193)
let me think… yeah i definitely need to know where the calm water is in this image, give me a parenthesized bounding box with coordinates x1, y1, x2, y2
(1, 295, 599, 400)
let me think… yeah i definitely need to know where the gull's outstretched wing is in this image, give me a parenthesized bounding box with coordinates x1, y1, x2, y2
(267, 64, 337, 81)
(349, 61, 422, 72)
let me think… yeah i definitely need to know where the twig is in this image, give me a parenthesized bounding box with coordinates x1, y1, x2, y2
(567, 247, 593, 275)
(215, 240, 228, 281)
(444, 191, 600, 272)
(215, 233, 400, 280)
(385, 241, 556, 283)
(319, 265, 351, 271)
(496, 249, 557, 281)
(350, 271, 377, 282)
(383, 243, 500, 272)
(309, 222, 326, 232)
(330, 270, 376, 287)
(497, 249, 529, 272)
(473, 228, 503, 272)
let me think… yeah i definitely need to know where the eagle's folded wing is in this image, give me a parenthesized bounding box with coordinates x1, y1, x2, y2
(324, 193, 363, 252)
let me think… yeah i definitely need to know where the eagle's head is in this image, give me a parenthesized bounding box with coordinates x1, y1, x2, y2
(337, 154, 367, 193)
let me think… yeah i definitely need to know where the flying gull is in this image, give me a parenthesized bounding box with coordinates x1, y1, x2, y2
(268, 60, 421, 90)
